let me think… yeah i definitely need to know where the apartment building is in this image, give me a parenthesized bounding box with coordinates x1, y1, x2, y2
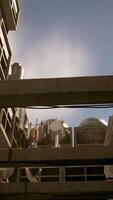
(0, 0, 28, 148)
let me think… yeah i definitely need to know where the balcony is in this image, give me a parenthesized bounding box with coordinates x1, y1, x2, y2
(0, 123, 11, 148)
(0, 18, 11, 79)
(0, 0, 19, 31)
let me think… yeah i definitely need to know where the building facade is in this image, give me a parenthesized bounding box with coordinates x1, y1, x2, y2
(0, 0, 28, 148)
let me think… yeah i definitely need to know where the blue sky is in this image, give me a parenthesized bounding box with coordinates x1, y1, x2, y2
(9, 0, 113, 126)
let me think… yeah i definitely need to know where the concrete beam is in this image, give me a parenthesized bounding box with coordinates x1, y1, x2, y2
(0, 75, 113, 107)
(0, 145, 113, 167)
(0, 181, 113, 199)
